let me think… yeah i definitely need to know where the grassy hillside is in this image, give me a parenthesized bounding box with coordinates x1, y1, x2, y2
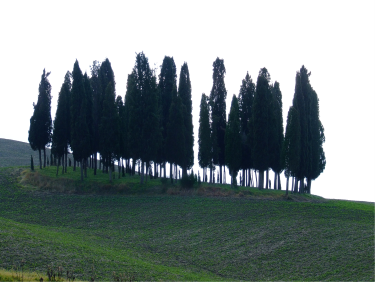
(0, 138, 51, 168)
(0, 166, 374, 281)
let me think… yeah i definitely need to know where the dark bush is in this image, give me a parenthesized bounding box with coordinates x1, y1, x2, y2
(180, 173, 196, 189)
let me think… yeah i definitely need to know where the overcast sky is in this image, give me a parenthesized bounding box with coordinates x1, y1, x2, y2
(1, 1, 374, 202)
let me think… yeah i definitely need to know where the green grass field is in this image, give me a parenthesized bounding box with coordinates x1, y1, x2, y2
(0, 164, 374, 281)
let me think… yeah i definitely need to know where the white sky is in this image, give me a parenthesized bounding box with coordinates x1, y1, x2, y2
(1, 1, 374, 202)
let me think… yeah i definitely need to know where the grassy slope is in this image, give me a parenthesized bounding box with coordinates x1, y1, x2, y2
(0, 166, 374, 281)
(0, 138, 51, 168)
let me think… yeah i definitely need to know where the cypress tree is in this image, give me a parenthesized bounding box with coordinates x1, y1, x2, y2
(252, 68, 272, 189)
(292, 71, 308, 192)
(225, 95, 242, 188)
(127, 52, 159, 184)
(282, 106, 301, 194)
(209, 58, 227, 184)
(238, 72, 255, 186)
(70, 60, 90, 181)
(90, 60, 101, 175)
(158, 56, 177, 178)
(270, 81, 284, 190)
(99, 82, 119, 182)
(166, 93, 185, 182)
(51, 72, 71, 174)
(198, 93, 211, 182)
(28, 69, 52, 169)
(178, 62, 194, 177)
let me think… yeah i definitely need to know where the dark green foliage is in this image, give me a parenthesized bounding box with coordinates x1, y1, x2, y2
(51, 72, 71, 169)
(198, 94, 211, 170)
(238, 72, 255, 171)
(309, 90, 326, 180)
(127, 52, 160, 183)
(166, 93, 185, 169)
(90, 61, 101, 174)
(270, 81, 284, 174)
(252, 68, 272, 187)
(225, 95, 242, 188)
(178, 63, 194, 175)
(292, 71, 307, 180)
(180, 172, 196, 189)
(99, 82, 119, 182)
(209, 58, 227, 183)
(28, 69, 53, 169)
(283, 106, 301, 178)
(70, 60, 91, 180)
(158, 56, 177, 170)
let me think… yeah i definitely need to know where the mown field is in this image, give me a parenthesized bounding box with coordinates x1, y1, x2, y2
(0, 165, 374, 281)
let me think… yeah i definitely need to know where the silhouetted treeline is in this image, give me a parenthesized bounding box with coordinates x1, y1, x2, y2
(28, 54, 325, 192)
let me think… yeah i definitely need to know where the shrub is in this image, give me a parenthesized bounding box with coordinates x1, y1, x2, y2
(180, 173, 196, 189)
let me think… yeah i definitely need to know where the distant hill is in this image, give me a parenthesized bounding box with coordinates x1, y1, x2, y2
(0, 138, 51, 168)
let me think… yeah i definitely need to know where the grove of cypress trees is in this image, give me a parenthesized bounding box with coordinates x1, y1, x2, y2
(209, 57, 227, 184)
(225, 94, 242, 188)
(28, 69, 52, 169)
(198, 93, 211, 182)
(178, 62, 194, 177)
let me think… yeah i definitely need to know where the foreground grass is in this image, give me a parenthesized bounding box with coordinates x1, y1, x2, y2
(0, 167, 374, 281)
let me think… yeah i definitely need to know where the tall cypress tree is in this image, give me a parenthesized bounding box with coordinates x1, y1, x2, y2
(158, 56, 177, 178)
(209, 57, 227, 184)
(292, 71, 308, 192)
(198, 93, 211, 182)
(70, 60, 90, 181)
(51, 72, 71, 174)
(252, 68, 272, 189)
(166, 93, 185, 182)
(238, 72, 255, 186)
(28, 69, 52, 169)
(99, 82, 119, 182)
(90, 60, 101, 175)
(178, 62, 194, 177)
(270, 81, 284, 190)
(127, 52, 159, 184)
(225, 95, 242, 188)
(282, 106, 301, 194)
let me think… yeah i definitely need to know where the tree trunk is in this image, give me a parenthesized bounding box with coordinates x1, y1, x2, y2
(258, 170, 264, 189)
(154, 162, 157, 179)
(64, 150, 67, 173)
(109, 163, 112, 182)
(94, 153, 97, 175)
(80, 159, 84, 181)
(61, 154, 64, 174)
(307, 178, 311, 194)
(278, 173, 282, 190)
(84, 159, 87, 178)
(140, 161, 144, 184)
(265, 169, 269, 189)
(219, 165, 222, 184)
(43, 147, 46, 168)
(56, 156, 60, 176)
(170, 163, 173, 184)
(299, 179, 304, 193)
(294, 177, 298, 193)
(38, 149, 42, 169)
(73, 159, 76, 171)
(273, 172, 277, 189)
(286, 176, 289, 195)
(118, 158, 121, 179)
